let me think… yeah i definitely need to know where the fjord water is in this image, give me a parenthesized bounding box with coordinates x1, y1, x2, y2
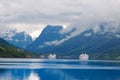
(0, 59, 120, 80)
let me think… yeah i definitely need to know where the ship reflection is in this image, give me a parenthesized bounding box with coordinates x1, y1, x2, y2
(25, 72, 40, 80)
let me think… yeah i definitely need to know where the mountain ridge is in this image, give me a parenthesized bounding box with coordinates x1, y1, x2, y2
(27, 24, 120, 59)
(1, 29, 33, 49)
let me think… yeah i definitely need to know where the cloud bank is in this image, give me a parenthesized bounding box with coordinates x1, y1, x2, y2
(0, 0, 120, 39)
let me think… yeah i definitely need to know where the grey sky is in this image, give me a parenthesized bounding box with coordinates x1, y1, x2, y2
(0, 0, 120, 39)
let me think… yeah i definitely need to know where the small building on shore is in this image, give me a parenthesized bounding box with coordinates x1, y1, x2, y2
(79, 53, 89, 60)
(39, 55, 46, 59)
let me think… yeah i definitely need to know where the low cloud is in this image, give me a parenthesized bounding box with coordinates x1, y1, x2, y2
(0, 0, 120, 41)
(60, 0, 120, 40)
(44, 35, 72, 46)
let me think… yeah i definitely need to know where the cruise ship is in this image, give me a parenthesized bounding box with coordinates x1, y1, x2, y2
(48, 54, 56, 59)
(79, 53, 89, 60)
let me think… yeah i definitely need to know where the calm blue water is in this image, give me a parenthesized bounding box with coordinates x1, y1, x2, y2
(0, 59, 120, 80)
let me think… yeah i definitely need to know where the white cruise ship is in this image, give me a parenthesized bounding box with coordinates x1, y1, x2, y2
(48, 54, 56, 59)
(79, 53, 89, 60)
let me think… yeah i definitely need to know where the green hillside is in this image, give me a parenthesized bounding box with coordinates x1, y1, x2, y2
(0, 38, 31, 58)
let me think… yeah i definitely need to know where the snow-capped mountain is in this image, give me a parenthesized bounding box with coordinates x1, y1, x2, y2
(1, 29, 33, 49)
(27, 25, 65, 51)
(27, 23, 120, 59)
(91, 22, 120, 38)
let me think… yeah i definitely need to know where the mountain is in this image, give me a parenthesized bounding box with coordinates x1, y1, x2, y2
(0, 38, 29, 58)
(50, 29, 120, 59)
(27, 25, 66, 52)
(1, 29, 33, 49)
(27, 24, 120, 60)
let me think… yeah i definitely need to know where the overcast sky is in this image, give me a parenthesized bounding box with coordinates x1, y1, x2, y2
(0, 0, 120, 39)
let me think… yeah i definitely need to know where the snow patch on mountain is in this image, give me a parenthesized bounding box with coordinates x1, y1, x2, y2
(1, 29, 33, 48)
(84, 33, 92, 37)
(0, 28, 17, 40)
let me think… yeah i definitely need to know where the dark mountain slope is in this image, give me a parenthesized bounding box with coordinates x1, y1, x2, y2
(27, 25, 65, 52)
(0, 38, 29, 58)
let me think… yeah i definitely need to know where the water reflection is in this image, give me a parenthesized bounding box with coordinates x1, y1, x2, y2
(0, 59, 120, 80)
(79, 61, 88, 65)
(25, 72, 40, 80)
(0, 69, 40, 80)
(0, 68, 120, 80)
